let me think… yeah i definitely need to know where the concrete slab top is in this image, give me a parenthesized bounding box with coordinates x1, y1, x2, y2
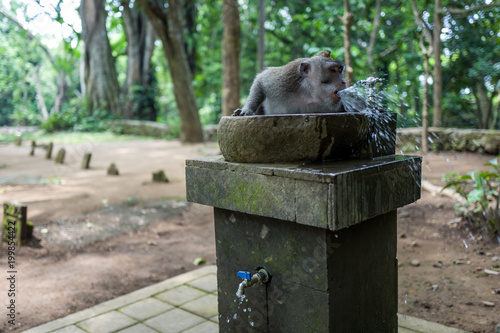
(186, 155, 422, 230)
(186, 154, 421, 184)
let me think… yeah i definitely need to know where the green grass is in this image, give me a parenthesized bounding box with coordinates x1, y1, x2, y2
(0, 130, 155, 145)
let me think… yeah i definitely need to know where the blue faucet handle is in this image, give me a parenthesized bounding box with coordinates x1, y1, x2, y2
(237, 271, 251, 280)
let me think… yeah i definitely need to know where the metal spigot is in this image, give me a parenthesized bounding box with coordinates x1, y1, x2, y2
(236, 269, 270, 297)
(359, 77, 383, 101)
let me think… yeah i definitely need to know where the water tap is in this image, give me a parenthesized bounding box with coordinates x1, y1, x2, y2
(359, 77, 383, 101)
(236, 269, 270, 297)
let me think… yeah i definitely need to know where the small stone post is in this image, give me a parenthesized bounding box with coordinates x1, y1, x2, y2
(15, 135, 22, 146)
(152, 170, 169, 183)
(29, 140, 36, 156)
(81, 153, 92, 169)
(45, 142, 53, 159)
(55, 148, 66, 164)
(2, 202, 32, 246)
(107, 163, 119, 175)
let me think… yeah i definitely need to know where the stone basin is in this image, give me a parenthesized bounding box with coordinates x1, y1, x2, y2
(217, 113, 371, 163)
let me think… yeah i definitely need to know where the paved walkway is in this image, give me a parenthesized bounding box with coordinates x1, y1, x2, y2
(25, 265, 467, 333)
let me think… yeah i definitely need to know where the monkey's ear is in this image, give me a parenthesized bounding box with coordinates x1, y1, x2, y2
(300, 62, 311, 76)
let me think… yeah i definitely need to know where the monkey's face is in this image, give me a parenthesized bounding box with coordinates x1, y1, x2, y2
(310, 60, 346, 111)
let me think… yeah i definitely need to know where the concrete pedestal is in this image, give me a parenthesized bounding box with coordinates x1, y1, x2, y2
(186, 155, 421, 332)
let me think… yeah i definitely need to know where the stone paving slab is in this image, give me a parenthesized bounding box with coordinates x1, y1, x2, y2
(25, 265, 467, 333)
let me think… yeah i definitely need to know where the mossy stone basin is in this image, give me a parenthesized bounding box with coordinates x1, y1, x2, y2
(217, 113, 371, 163)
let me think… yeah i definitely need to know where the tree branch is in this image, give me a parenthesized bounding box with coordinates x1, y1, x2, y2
(409, 0, 433, 44)
(443, 3, 500, 16)
(0, 8, 55, 65)
(379, 30, 411, 57)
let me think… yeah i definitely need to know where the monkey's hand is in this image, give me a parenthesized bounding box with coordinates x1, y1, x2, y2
(232, 108, 256, 116)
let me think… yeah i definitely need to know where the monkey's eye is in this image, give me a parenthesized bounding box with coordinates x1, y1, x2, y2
(339, 66, 344, 73)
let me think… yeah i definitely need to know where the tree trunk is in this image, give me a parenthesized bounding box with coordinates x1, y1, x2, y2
(34, 65, 49, 121)
(184, 0, 197, 75)
(341, 0, 354, 86)
(50, 70, 66, 115)
(432, 0, 443, 127)
(222, 0, 241, 117)
(257, 0, 266, 72)
(79, 0, 122, 116)
(122, 1, 157, 120)
(137, 0, 203, 143)
(472, 80, 494, 129)
(366, 0, 381, 72)
(422, 55, 430, 154)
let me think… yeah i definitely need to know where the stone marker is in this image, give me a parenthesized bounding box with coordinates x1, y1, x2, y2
(152, 170, 169, 183)
(30, 140, 36, 156)
(2, 202, 33, 246)
(55, 148, 66, 164)
(107, 163, 119, 175)
(15, 136, 22, 146)
(81, 153, 92, 169)
(45, 142, 54, 159)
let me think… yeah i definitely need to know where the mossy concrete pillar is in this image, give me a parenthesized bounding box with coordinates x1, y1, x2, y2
(186, 155, 421, 332)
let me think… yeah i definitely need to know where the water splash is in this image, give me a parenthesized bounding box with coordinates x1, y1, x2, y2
(338, 81, 401, 157)
(224, 294, 253, 328)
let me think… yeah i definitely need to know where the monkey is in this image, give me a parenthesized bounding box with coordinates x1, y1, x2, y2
(233, 51, 347, 116)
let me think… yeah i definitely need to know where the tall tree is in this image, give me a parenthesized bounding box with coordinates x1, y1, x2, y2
(411, 0, 434, 152)
(432, 0, 443, 127)
(0, 8, 67, 120)
(222, 0, 241, 116)
(445, 3, 500, 129)
(364, 0, 381, 73)
(79, 0, 122, 116)
(137, 0, 203, 142)
(184, 0, 197, 74)
(341, 0, 354, 86)
(257, 0, 266, 72)
(121, 0, 157, 120)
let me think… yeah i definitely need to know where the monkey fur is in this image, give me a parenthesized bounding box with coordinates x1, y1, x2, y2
(234, 51, 346, 116)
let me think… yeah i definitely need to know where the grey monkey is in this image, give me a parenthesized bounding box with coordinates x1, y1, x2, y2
(234, 50, 346, 116)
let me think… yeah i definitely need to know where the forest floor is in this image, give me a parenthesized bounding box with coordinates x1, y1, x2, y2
(0, 137, 499, 333)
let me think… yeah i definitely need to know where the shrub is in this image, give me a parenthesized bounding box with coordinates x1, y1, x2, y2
(443, 156, 500, 235)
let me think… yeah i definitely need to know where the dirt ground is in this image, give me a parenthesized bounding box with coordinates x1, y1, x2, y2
(0, 138, 499, 332)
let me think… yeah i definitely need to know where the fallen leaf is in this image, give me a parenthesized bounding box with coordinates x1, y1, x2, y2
(453, 259, 467, 265)
(484, 269, 499, 275)
(193, 257, 205, 266)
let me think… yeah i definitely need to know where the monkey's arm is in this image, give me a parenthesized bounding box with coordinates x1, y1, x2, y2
(237, 75, 267, 116)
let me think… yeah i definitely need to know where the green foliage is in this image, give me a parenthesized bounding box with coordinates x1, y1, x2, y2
(443, 156, 500, 235)
(40, 98, 116, 133)
(1, 0, 499, 133)
(39, 112, 73, 132)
